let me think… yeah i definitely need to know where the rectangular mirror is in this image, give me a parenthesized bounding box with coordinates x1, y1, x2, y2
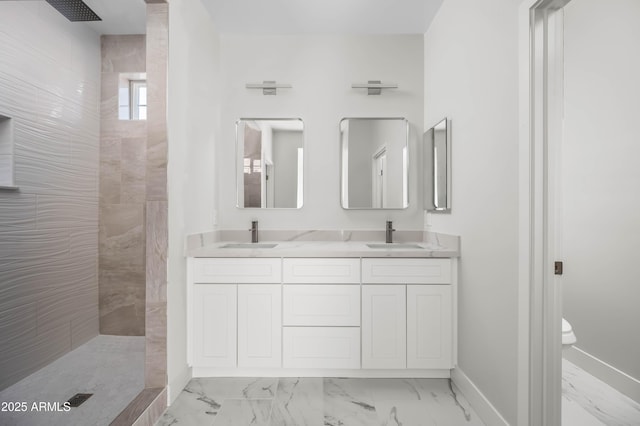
(340, 117, 409, 209)
(424, 118, 451, 212)
(236, 118, 304, 208)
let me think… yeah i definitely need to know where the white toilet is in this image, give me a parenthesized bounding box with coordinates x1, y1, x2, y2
(562, 318, 577, 351)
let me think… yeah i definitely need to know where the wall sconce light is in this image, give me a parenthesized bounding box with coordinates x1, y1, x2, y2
(245, 80, 292, 95)
(351, 80, 398, 95)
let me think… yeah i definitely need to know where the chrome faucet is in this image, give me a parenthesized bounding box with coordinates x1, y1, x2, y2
(250, 221, 259, 243)
(386, 221, 396, 244)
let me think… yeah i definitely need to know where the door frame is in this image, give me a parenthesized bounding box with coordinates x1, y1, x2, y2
(518, 0, 570, 425)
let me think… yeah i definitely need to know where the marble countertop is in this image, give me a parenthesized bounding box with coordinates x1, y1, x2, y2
(186, 230, 460, 258)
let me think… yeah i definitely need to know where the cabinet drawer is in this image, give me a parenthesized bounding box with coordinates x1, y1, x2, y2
(283, 285, 360, 326)
(283, 327, 360, 369)
(283, 258, 360, 283)
(192, 258, 281, 283)
(362, 258, 451, 284)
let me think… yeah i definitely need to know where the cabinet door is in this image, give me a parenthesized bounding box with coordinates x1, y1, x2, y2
(407, 285, 453, 369)
(238, 284, 282, 368)
(192, 284, 237, 367)
(362, 285, 406, 369)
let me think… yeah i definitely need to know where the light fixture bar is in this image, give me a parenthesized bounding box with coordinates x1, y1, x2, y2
(351, 80, 398, 95)
(245, 80, 292, 95)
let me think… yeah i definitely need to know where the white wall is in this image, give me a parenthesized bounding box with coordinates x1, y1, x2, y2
(0, 1, 100, 390)
(167, 0, 219, 402)
(424, 0, 520, 423)
(562, 0, 640, 381)
(218, 35, 424, 229)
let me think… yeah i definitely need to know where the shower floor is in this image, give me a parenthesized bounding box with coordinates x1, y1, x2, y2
(0, 335, 144, 426)
(562, 358, 640, 426)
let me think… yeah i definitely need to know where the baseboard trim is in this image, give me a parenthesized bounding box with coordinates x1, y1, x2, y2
(192, 367, 450, 379)
(564, 346, 640, 403)
(167, 366, 192, 404)
(451, 368, 509, 426)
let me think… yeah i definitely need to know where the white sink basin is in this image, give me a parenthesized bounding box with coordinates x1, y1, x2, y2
(366, 243, 424, 249)
(221, 243, 278, 249)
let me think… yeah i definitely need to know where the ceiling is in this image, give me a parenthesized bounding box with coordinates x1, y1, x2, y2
(47, 0, 445, 36)
(200, 0, 446, 34)
(81, 0, 146, 34)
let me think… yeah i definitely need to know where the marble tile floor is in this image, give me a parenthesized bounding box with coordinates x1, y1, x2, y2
(157, 377, 486, 426)
(0, 335, 145, 426)
(562, 358, 640, 426)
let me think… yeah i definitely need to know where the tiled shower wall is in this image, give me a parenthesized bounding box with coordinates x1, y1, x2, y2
(99, 35, 147, 336)
(0, 2, 100, 390)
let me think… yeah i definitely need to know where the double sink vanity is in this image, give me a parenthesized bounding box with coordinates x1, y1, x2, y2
(185, 113, 457, 378)
(186, 230, 459, 379)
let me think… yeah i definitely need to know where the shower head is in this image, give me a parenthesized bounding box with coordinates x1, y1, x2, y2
(45, 0, 102, 22)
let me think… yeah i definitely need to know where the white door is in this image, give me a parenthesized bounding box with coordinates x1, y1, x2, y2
(407, 285, 453, 369)
(192, 284, 237, 367)
(362, 285, 406, 369)
(372, 148, 387, 208)
(237, 284, 281, 368)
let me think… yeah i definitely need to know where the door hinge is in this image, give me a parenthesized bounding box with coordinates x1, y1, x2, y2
(554, 261, 563, 275)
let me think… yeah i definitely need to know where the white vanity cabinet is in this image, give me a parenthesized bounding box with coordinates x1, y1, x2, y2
(361, 258, 454, 370)
(188, 255, 456, 376)
(282, 258, 361, 369)
(189, 258, 281, 369)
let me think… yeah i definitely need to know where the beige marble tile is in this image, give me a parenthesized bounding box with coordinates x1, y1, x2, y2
(98, 269, 145, 336)
(99, 203, 144, 266)
(145, 136, 167, 201)
(100, 306, 145, 336)
(145, 2, 168, 204)
(146, 201, 167, 304)
(143, 0, 168, 395)
(145, 302, 166, 388)
(101, 35, 146, 73)
(122, 137, 147, 203)
(126, 388, 167, 426)
(146, 164, 167, 201)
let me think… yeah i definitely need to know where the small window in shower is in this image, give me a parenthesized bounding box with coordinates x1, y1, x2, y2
(118, 73, 147, 121)
(0, 114, 16, 189)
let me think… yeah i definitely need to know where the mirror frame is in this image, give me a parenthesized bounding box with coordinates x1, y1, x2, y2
(235, 117, 305, 209)
(425, 117, 452, 212)
(340, 117, 410, 210)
